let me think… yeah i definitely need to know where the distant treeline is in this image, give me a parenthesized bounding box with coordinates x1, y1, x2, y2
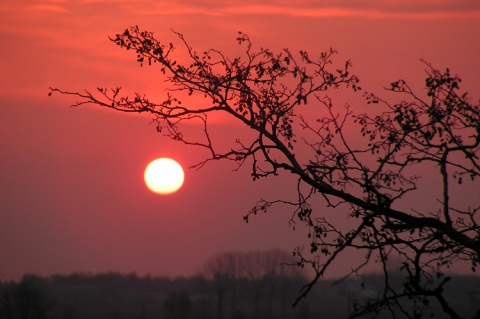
(0, 270, 310, 319)
(2, 250, 480, 319)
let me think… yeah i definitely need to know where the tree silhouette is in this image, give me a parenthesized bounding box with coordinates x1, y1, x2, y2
(50, 26, 480, 319)
(202, 250, 304, 319)
(0, 276, 49, 319)
(202, 252, 242, 319)
(163, 291, 192, 319)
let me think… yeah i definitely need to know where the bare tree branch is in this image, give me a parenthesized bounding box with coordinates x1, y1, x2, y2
(50, 26, 480, 318)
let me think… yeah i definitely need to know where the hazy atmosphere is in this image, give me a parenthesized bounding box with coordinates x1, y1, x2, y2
(1, 0, 479, 285)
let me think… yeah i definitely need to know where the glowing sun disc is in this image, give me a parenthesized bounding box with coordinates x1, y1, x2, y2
(144, 158, 185, 195)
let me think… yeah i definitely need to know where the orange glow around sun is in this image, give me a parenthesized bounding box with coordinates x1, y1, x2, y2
(144, 158, 185, 195)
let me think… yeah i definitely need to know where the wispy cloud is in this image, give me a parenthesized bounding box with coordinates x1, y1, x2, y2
(219, 5, 480, 19)
(2, 0, 479, 19)
(25, 4, 69, 13)
(0, 0, 69, 13)
(131, 0, 480, 19)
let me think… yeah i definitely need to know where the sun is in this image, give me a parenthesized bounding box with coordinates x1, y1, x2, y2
(144, 158, 185, 195)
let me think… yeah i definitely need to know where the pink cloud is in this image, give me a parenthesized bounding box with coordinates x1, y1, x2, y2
(125, 0, 480, 19)
(4, 0, 479, 19)
(0, 1, 68, 13)
(25, 4, 69, 12)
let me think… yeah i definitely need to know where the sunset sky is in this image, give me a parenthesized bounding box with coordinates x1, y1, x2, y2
(1, 0, 480, 281)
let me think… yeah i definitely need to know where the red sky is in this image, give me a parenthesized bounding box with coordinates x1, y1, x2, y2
(1, 0, 479, 281)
